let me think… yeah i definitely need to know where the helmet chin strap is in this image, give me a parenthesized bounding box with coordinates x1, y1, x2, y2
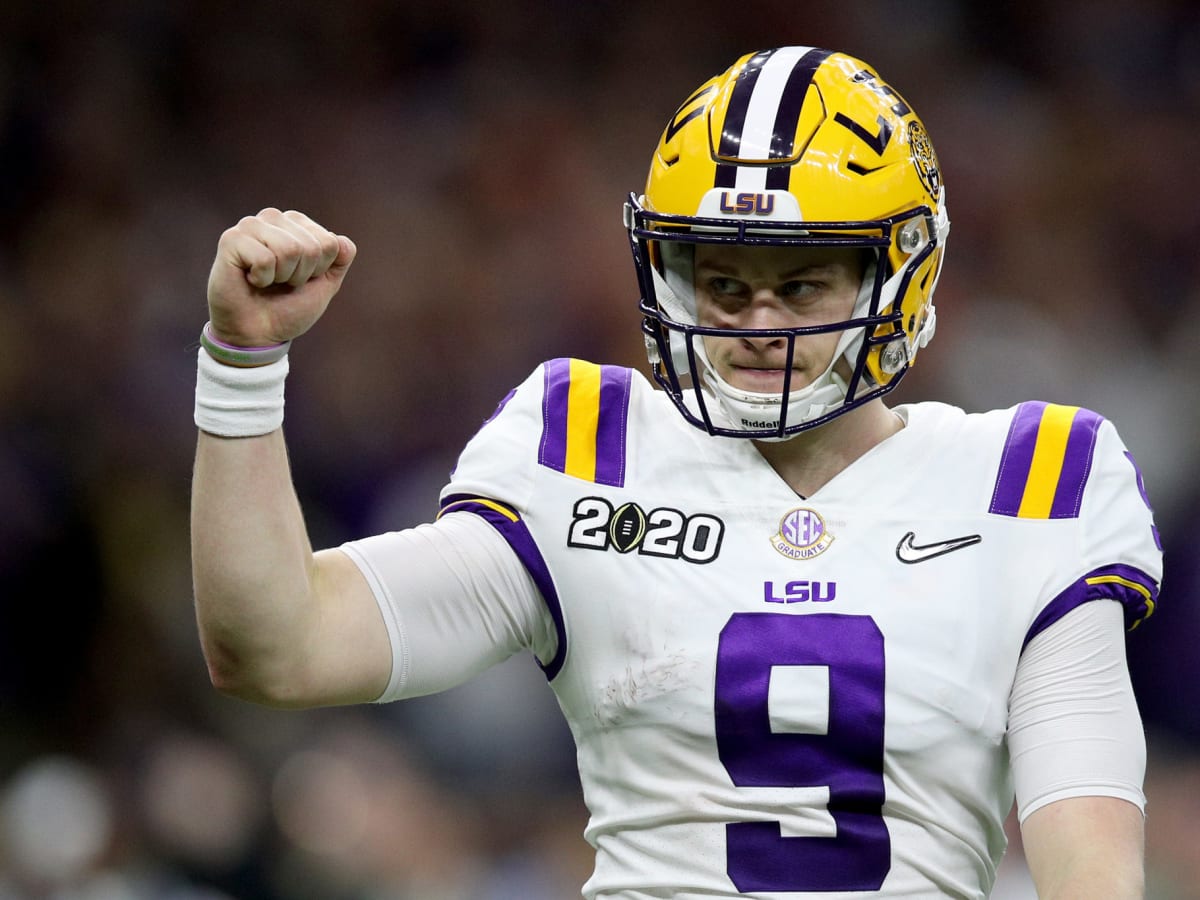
(700, 363, 848, 441)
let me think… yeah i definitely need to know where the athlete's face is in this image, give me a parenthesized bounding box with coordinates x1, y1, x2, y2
(693, 243, 865, 394)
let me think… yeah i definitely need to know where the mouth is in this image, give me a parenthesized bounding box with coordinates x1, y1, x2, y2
(729, 366, 803, 391)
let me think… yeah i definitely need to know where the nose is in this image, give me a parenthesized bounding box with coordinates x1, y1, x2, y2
(740, 330, 786, 353)
(737, 289, 792, 348)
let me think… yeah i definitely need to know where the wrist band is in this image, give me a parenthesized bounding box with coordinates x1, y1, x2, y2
(200, 321, 291, 367)
(195, 348, 288, 437)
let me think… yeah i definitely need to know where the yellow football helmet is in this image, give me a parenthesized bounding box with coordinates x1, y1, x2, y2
(625, 46, 950, 439)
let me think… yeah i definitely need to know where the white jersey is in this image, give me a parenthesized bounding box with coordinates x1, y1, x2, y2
(349, 358, 1161, 898)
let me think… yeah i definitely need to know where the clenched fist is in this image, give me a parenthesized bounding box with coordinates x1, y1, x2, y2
(206, 208, 356, 347)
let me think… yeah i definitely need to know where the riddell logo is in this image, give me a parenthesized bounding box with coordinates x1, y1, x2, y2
(719, 191, 775, 215)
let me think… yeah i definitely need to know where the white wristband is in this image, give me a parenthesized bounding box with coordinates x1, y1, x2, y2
(194, 347, 289, 437)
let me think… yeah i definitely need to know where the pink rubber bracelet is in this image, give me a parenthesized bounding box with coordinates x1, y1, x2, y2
(200, 321, 291, 367)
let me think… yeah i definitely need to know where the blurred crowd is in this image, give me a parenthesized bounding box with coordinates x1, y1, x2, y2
(1, 1, 1198, 897)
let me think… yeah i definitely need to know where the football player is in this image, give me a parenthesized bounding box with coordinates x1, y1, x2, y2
(193, 47, 1160, 898)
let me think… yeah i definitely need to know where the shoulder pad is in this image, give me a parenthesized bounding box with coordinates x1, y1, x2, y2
(439, 359, 636, 514)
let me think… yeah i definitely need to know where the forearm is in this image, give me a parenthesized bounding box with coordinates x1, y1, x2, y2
(1021, 796, 1144, 899)
(191, 427, 320, 703)
(1010, 602, 1147, 898)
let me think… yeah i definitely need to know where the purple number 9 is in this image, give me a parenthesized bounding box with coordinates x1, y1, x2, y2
(715, 612, 890, 892)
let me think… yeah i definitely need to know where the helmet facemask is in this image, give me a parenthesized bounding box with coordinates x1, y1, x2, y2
(629, 196, 944, 440)
(626, 46, 950, 440)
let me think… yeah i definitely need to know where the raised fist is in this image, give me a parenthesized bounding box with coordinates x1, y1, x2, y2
(206, 208, 357, 346)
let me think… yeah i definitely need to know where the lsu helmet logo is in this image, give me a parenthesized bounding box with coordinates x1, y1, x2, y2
(718, 191, 775, 215)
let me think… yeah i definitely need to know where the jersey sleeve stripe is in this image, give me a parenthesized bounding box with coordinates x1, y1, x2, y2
(438, 495, 519, 522)
(1022, 562, 1159, 649)
(538, 357, 632, 487)
(564, 359, 601, 481)
(1085, 573, 1157, 629)
(437, 493, 568, 680)
(989, 401, 1043, 515)
(1018, 403, 1077, 517)
(538, 358, 572, 474)
(594, 364, 633, 486)
(989, 402, 1103, 519)
(1048, 407, 1103, 517)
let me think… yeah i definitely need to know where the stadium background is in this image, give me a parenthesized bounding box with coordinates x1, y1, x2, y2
(1, 1, 1198, 896)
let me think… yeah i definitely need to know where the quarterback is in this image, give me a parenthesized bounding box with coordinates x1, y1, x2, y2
(192, 48, 1161, 898)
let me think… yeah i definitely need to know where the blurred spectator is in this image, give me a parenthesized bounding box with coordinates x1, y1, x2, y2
(1, 1, 1196, 895)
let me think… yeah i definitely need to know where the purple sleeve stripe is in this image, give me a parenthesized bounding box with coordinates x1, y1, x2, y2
(595, 365, 633, 486)
(1049, 407, 1103, 518)
(438, 494, 568, 680)
(989, 401, 1046, 516)
(537, 358, 631, 487)
(537, 358, 572, 475)
(989, 402, 1103, 519)
(1022, 563, 1159, 650)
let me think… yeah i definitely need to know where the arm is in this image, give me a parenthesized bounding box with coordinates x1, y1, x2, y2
(1008, 600, 1147, 899)
(192, 432, 391, 707)
(1021, 795, 1144, 899)
(191, 208, 391, 708)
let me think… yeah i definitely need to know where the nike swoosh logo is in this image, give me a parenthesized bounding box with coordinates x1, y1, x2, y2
(895, 531, 982, 564)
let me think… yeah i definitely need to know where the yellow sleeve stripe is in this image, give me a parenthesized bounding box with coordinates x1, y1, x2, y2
(1016, 403, 1079, 518)
(1085, 574, 1157, 619)
(437, 496, 519, 522)
(563, 359, 602, 482)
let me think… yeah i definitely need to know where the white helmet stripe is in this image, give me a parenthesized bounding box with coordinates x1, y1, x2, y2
(712, 47, 831, 193)
(737, 46, 819, 160)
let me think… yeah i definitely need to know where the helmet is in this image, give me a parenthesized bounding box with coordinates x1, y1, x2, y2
(625, 46, 950, 440)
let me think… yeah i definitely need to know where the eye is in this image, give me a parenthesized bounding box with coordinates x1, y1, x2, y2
(701, 276, 751, 314)
(708, 276, 747, 296)
(780, 280, 819, 299)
